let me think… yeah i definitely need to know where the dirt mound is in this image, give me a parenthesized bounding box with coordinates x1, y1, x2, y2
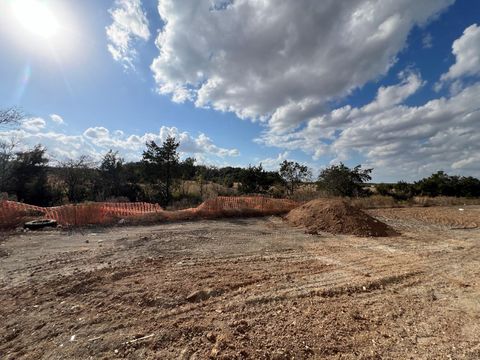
(286, 199, 398, 237)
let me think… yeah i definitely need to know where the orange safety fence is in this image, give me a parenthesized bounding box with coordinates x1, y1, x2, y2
(196, 196, 298, 212)
(0, 197, 299, 229)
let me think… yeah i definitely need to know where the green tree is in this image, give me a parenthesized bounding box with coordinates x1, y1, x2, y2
(98, 150, 124, 200)
(142, 136, 180, 205)
(317, 163, 372, 197)
(414, 171, 455, 197)
(414, 171, 480, 197)
(279, 160, 312, 195)
(179, 157, 196, 180)
(392, 181, 415, 200)
(239, 164, 265, 194)
(11, 145, 51, 205)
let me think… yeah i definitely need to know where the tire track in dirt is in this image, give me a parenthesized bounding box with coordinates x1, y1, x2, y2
(1, 212, 480, 359)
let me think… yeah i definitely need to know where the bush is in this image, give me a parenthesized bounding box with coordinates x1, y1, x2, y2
(317, 163, 372, 197)
(414, 171, 480, 198)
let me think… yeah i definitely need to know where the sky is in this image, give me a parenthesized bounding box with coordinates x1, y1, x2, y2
(0, 0, 479, 182)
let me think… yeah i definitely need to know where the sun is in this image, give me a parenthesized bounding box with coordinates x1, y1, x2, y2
(12, 0, 59, 39)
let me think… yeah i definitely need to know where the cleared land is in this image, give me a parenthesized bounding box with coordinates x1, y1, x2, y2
(0, 206, 479, 359)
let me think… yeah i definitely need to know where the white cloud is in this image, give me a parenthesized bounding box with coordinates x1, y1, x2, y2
(151, 0, 453, 133)
(1, 121, 239, 163)
(362, 70, 425, 113)
(84, 126, 110, 139)
(440, 24, 480, 82)
(422, 33, 433, 49)
(257, 151, 290, 171)
(22, 118, 46, 132)
(258, 70, 480, 181)
(50, 114, 64, 124)
(106, 0, 150, 70)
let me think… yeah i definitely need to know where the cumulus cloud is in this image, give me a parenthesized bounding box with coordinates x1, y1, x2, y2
(258, 69, 480, 181)
(151, 0, 453, 132)
(257, 151, 290, 171)
(84, 126, 110, 139)
(0, 121, 239, 162)
(49, 114, 64, 124)
(440, 24, 480, 82)
(106, 0, 150, 70)
(22, 118, 46, 132)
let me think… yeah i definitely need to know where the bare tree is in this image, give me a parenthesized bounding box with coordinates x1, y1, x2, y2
(59, 156, 95, 203)
(0, 107, 24, 127)
(0, 107, 24, 194)
(0, 139, 18, 192)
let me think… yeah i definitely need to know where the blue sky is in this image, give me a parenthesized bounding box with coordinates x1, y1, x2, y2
(0, 0, 479, 181)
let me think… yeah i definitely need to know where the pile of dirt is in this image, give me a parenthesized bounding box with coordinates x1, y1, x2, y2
(286, 199, 398, 237)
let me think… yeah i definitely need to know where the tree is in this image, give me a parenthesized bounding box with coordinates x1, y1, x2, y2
(414, 171, 480, 197)
(179, 157, 196, 180)
(142, 136, 180, 205)
(195, 166, 207, 199)
(59, 156, 95, 202)
(0, 107, 23, 194)
(0, 138, 18, 193)
(279, 160, 312, 195)
(239, 164, 265, 194)
(239, 164, 283, 194)
(0, 107, 24, 127)
(317, 163, 372, 197)
(98, 150, 124, 200)
(11, 145, 51, 205)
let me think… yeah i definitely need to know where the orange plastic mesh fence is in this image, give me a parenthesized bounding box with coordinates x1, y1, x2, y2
(0, 197, 298, 228)
(196, 196, 298, 212)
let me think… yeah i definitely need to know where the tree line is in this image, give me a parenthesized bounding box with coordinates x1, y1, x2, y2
(2, 108, 480, 206)
(0, 138, 312, 206)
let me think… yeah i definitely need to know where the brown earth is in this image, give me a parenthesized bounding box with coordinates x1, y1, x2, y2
(286, 199, 398, 237)
(0, 206, 479, 359)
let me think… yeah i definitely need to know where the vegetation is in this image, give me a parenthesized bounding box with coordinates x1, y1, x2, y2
(0, 107, 24, 127)
(376, 171, 480, 199)
(2, 107, 480, 206)
(10, 145, 52, 206)
(279, 160, 312, 195)
(142, 136, 180, 205)
(317, 163, 372, 197)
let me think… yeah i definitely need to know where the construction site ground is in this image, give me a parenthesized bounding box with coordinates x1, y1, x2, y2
(0, 206, 479, 359)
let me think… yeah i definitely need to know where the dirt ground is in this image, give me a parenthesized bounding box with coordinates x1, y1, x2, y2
(0, 206, 479, 359)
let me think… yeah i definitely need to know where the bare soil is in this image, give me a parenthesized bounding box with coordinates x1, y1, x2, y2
(1, 206, 479, 359)
(286, 199, 398, 237)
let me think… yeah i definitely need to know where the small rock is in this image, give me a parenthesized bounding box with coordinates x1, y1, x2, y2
(186, 288, 218, 303)
(206, 332, 216, 342)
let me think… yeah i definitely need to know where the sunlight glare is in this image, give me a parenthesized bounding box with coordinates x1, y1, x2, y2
(12, 0, 59, 39)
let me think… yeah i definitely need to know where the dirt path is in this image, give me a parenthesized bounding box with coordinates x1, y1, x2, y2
(1, 209, 479, 359)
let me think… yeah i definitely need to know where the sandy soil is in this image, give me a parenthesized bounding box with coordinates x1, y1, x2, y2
(0, 206, 479, 359)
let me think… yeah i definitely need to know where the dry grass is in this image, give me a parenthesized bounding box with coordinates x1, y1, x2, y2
(412, 196, 480, 207)
(350, 195, 480, 209)
(349, 195, 404, 209)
